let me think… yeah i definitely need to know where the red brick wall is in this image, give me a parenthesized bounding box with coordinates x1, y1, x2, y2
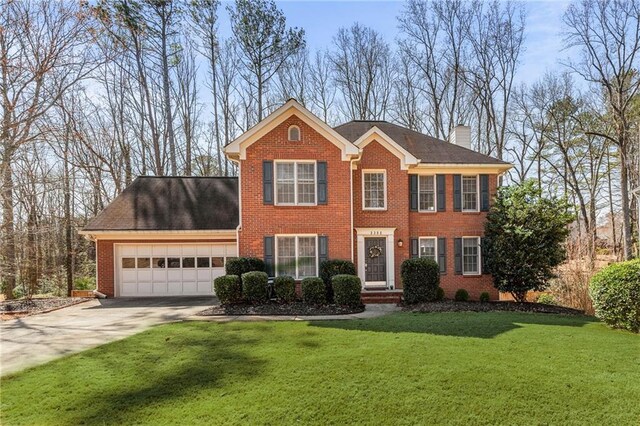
(409, 174, 499, 300)
(96, 239, 236, 297)
(238, 114, 353, 264)
(353, 140, 410, 288)
(352, 142, 499, 300)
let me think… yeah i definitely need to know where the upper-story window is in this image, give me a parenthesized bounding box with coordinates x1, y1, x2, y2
(288, 125, 300, 141)
(418, 175, 436, 212)
(275, 161, 316, 205)
(462, 175, 478, 212)
(363, 170, 386, 210)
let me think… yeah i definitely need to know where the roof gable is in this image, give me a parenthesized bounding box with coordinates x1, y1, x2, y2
(353, 126, 419, 170)
(225, 99, 359, 161)
(334, 121, 511, 171)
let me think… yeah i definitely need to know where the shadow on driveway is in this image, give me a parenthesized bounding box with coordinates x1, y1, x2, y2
(87, 296, 218, 309)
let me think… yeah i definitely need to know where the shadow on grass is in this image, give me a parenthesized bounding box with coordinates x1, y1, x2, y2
(310, 311, 599, 339)
(68, 322, 266, 425)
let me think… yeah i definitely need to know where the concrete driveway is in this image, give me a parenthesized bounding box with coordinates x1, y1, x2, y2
(0, 297, 215, 376)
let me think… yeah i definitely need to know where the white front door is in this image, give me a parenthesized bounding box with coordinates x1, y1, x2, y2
(115, 243, 237, 297)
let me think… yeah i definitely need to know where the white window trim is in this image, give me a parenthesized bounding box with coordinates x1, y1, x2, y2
(462, 236, 481, 276)
(274, 160, 317, 206)
(275, 234, 319, 280)
(288, 125, 300, 141)
(418, 237, 438, 263)
(462, 175, 480, 213)
(417, 175, 437, 213)
(362, 169, 387, 211)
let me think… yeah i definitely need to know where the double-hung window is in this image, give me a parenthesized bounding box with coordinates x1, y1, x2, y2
(419, 237, 437, 262)
(276, 235, 317, 279)
(462, 237, 480, 275)
(275, 161, 316, 205)
(418, 175, 436, 212)
(363, 171, 386, 210)
(462, 175, 478, 212)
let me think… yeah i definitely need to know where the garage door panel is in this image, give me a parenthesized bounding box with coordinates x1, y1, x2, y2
(152, 246, 167, 256)
(117, 243, 235, 297)
(167, 281, 182, 294)
(196, 245, 211, 256)
(122, 270, 137, 282)
(153, 282, 168, 294)
(197, 282, 212, 293)
(137, 270, 152, 282)
(137, 282, 153, 294)
(197, 269, 211, 280)
(121, 282, 138, 296)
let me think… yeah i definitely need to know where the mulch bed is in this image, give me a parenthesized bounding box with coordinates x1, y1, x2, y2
(402, 300, 585, 315)
(0, 297, 90, 320)
(197, 301, 365, 317)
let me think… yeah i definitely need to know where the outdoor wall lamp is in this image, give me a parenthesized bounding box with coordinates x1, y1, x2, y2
(397, 239, 403, 247)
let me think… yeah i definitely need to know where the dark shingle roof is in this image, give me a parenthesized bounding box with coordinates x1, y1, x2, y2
(334, 121, 509, 165)
(83, 177, 238, 231)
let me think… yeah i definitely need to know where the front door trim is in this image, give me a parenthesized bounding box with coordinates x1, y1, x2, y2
(355, 228, 395, 290)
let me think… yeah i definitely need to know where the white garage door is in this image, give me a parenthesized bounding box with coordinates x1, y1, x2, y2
(116, 243, 237, 296)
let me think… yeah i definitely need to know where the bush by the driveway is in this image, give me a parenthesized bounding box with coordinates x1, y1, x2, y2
(213, 275, 242, 304)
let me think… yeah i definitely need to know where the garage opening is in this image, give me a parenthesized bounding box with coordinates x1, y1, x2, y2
(116, 243, 237, 296)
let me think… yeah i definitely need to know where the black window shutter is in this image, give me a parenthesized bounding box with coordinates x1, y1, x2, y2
(454, 238, 462, 275)
(480, 174, 490, 211)
(264, 236, 275, 277)
(438, 237, 446, 274)
(437, 174, 446, 212)
(319, 236, 328, 264)
(410, 238, 419, 258)
(317, 162, 327, 204)
(453, 174, 462, 212)
(263, 161, 273, 205)
(481, 237, 490, 274)
(409, 175, 418, 211)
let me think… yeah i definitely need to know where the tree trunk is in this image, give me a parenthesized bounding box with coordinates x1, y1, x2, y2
(1, 156, 16, 299)
(619, 145, 633, 260)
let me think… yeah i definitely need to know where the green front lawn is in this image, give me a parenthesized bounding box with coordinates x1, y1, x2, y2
(2, 313, 639, 425)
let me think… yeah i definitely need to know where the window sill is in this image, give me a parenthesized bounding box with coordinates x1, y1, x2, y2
(462, 273, 482, 277)
(363, 208, 388, 212)
(417, 210, 437, 214)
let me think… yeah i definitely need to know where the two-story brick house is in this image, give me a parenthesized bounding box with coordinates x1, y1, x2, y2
(82, 99, 511, 301)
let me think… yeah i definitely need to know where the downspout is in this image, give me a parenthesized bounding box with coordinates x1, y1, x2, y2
(229, 157, 242, 256)
(350, 154, 360, 262)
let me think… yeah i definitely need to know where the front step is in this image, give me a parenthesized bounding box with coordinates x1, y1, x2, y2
(361, 290, 402, 304)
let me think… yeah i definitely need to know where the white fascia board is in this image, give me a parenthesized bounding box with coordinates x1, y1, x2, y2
(224, 99, 359, 161)
(78, 229, 237, 240)
(353, 126, 419, 170)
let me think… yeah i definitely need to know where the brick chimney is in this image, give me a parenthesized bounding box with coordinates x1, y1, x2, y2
(449, 125, 471, 150)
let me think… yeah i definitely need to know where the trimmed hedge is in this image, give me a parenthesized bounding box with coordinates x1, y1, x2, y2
(274, 275, 296, 303)
(479, 292, 490, 303)
(301, 277, 326, 305)
(590, 259, 640, 333)
(241, 271, 269, 304)
(436, 287, 445, 301)
(320, 260, 357, 301)
(226, 257, 265, 276)
(455, 289, 469, 302)
(214, 275, 242, 304)
(332, 274, 362, 308)
(401, 258, 440, 304)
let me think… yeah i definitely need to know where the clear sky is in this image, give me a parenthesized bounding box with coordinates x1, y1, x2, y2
(216, 0, 573, 86)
